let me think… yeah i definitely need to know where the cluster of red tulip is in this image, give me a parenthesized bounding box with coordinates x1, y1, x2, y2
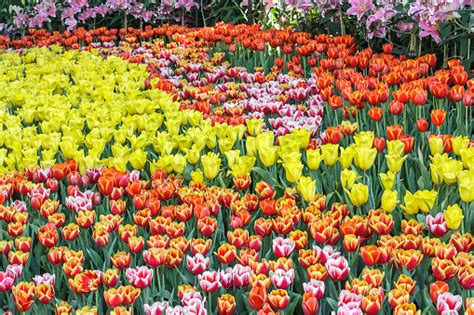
(0, 161, 472, 314)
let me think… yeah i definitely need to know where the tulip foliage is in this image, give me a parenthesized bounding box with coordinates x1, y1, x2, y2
(0, 23, 473, 315)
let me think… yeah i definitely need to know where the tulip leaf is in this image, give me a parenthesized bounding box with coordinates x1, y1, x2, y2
(326, 297, 338, 311)
(287, 292, 302, 314)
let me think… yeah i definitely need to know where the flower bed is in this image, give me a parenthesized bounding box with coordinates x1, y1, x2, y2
(0, 24, 472, 315)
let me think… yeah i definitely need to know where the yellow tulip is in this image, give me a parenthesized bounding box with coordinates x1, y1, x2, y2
(460, 147, 474, 170)
(347, 183, 369, 207)
(205, 132, 217, 150)
(224, 150, 241, 167)
(444, 204, 464, 230)
(172, 154, 186, 174)
(386, 154, 407, 173)
(259, 146, 279, 168)
(297, 176, 316, 202)
(339, 146, 355, 169)
(185, 145, 201, 165)
(280, 150, 302, 165)
(187, 111, 203, 127)
(155, 155, 174, 173)
(190, 168, 204, 184)
(440, 159, 463, 185)
(109, 156, 128, 172)
(246, 118, 264, 136)
(457, 170, 474, 203)
(354, 146, 377, 171)
(414, 190, 437, 213)
(292, 128, 311, 149)
(386, 140, 405, 157)
(306, 148, 322, 171)
(129, 149, 147, 170)
(256, 131, 275, 152)
(379, 171, 395, 190)
(321, 143, 339, 166)
(246, 136, 258, 156)
(340, 169, 360, 189)
(429, 136, 444, 156)
(400, 191, 419, 215)
(282, 161, 303, 183)
(353, 131, 374, 148)
(218, 137, 236, 152)
(229, 155, 256, 177)
(381, 190, 399, 212)
(451, 136, 469, 156)
(201, 152, 221, 180)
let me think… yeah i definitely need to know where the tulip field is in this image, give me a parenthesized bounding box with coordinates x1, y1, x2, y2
(0, 22, 473, 315)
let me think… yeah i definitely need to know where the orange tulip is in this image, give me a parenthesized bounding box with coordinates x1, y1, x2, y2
(215, 243, 237, 264)
(248, 283, 267, 310)
(218, 294, 236, 315)
(360, 245, 381, 266)
(35, 283, 55, 304)
(12, 282, 35, 312)
(429, 281, 449, 303)
(430, 109, 446, 127)
(104, 288, 124, 307)
(268, 289, 289, 310)
(386, 125, 403, 140)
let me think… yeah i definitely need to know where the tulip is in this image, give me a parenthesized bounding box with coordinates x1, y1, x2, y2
(325, 256, 350, 281)
(201, 152, 221, 180)
(12, 281, 35, 312)
(368, 107, 383, 121)
(215, 244, 237, 264)
(354, 146, 377, 171)
(360, 245, 381, 266)
(321, 143, 339, 166)
(388, 288, 410, 309)
(429, 281, 449, 303)
(339, 146, 355, 169)
(248, 283, 267, 310)
(432, 258, 459, 281)
(104, 288, 124, 307)
(297, 176, 316, 202)
(431, 109, 447, 127)
(379, 171, 395, 190)
(268, 289, 289, 310)
(436, 292, 462, 314)
(410, 88, 427, 105)
(326, 127, 341, 144)
(302, 292, 319, 315)
(428, 136, 445, 155)
(361, 294, 382, 315)
(198, 270, 220, 293)
(416, 118, 429, 132)
(218, 294, 236, 315)
(386, 154, 407, 173)
(373, 137, 386, 152)
(443, 204, 464, 230)
(306, 148, 323, 170)
(56, 301, 73, 314)
(340, 169, 360, 189)
(272, 237, 295, 258)
(388, 100, 404, 115)
(255, 181, 275, 199)
(386, 125, 403, 140)
(144, 301, 169, 315)
(247, 118, 264, 136)
(283, 161, 303, 183)
(458, 265, 474, 289)
(347, 183, 369, 207)
(381, 189, 398, 212)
